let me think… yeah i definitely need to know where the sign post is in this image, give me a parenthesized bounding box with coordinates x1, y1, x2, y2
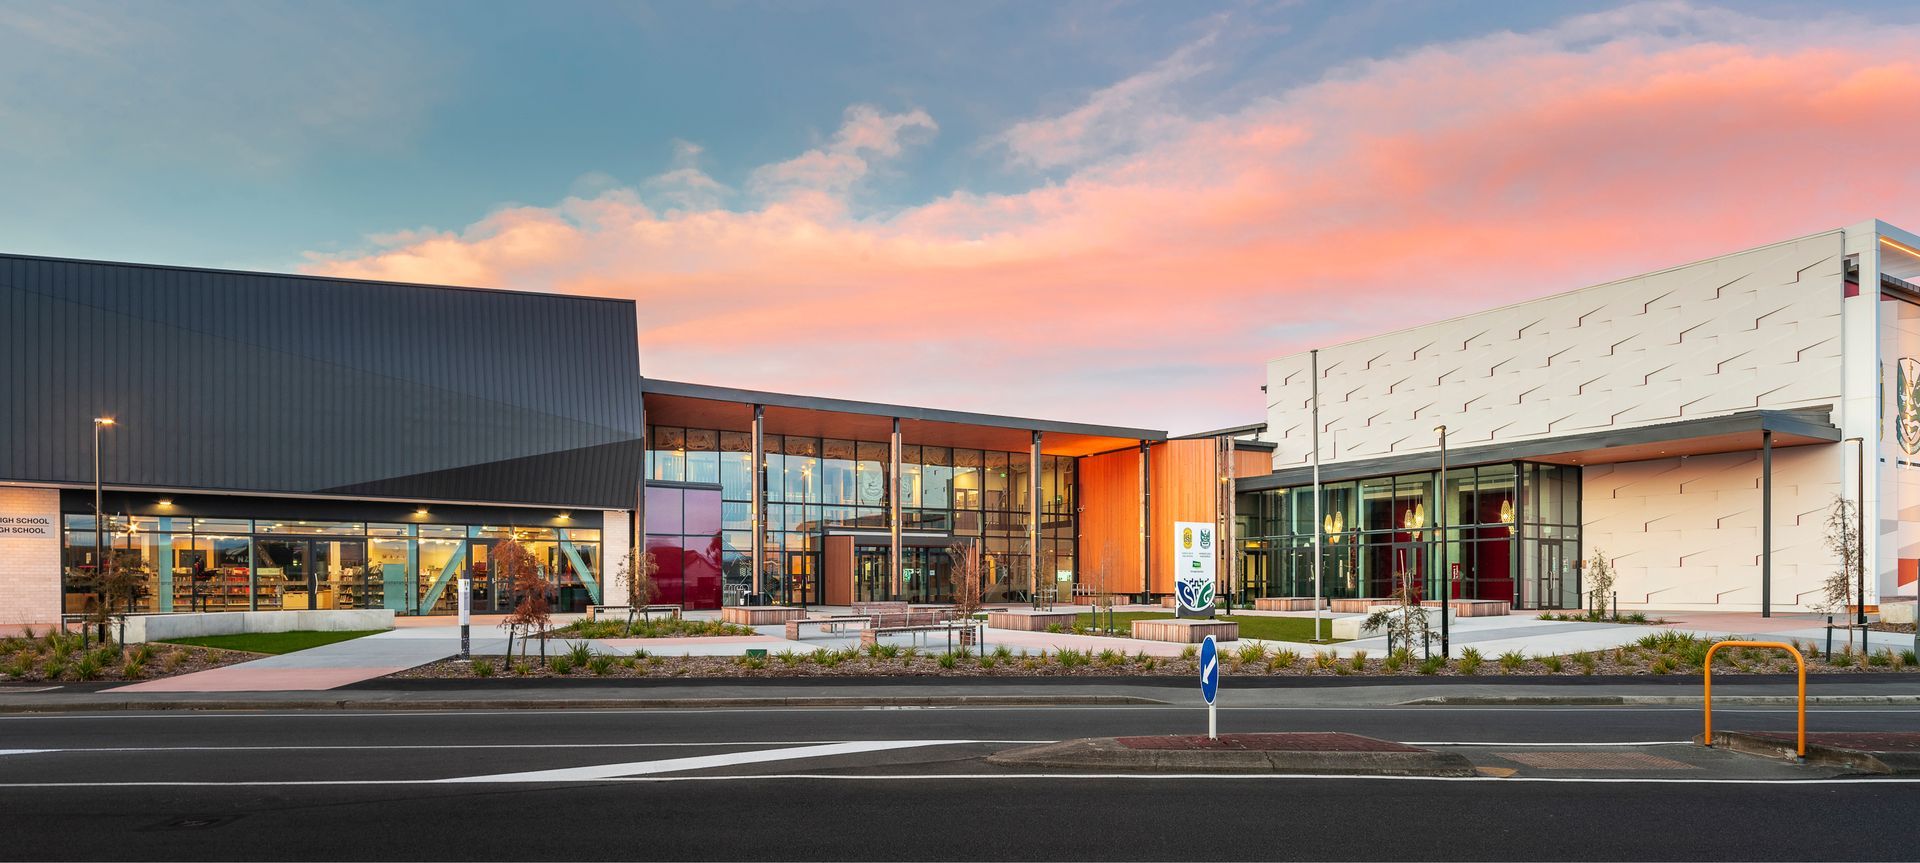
(457, 575, 471, 660)
(1199, 634, 1220, 739)
(1174, 521, 1217, 619)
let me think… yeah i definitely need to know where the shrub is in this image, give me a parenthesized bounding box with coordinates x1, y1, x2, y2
(75, 654, 104, 680)
(1498, 651, 1527, 673)
(550, 655, 577, 675)
(1576, 652, 1597, 675)
(1181, 645, 1199, 660)
(588, 654, 616, 676)
(810, 648, 837, 666)
(1312, 650, 1338, 671)
(512, 661, 532, 676)
(565, 641, 595, 666)
(1868, 649, 1893, 668)
(1271, 649, 1300, 669)
(1138, 655, 1159, 671)
(1382, 648, 1410, 672)
(937, 653, 958, 669)
(1418, 656, 1446, 675)
(1901, 649, 1918, 668)
(1349, 650, 1369, 672)
(41, 660, 69, 680)
(1649, 656, 1672, 675)
(3, 656, 30, 679)
(1235, 643, 1269, 665)
(992, 645, 1014, 660)
(1098, 649, 1127, 667)
(1624, 612, 1648, 624)
(471, 659, 495, 677)
(1541, 655, 1564, 673)
(129, 643, 155, 666)
(736, 653, 767, 670)
(978, 655, 999, 669)
(1045, 623, 1066, 634)
(1056, 649, 1088, 668)
(1456, 648, 1482, 675)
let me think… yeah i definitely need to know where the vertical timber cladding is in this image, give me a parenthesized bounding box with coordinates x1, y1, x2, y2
(1076, 449, 1145, 597)
(0, 487, 62, 626)
(1150, 440, 1222, 596)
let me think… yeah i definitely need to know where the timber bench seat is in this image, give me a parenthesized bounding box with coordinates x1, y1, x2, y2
(857, 621, 981, 647)
(783, 615, 872, 640)
(1420, 599, 1511, 617)
(587, 604, 682, 622)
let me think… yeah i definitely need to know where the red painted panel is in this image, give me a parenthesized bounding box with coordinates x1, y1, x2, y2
(646, 535, 685, 606)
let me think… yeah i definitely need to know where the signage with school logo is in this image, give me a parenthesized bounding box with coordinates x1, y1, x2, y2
(1173, 520, 1216, 618)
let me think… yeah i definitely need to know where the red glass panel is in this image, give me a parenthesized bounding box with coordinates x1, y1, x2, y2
(646, 535, 685, 606)
(683, 489, 722, 537)
(645, 487, 684, 535)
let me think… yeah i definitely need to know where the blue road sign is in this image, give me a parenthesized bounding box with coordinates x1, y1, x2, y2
(1199, 635, 1219, 704)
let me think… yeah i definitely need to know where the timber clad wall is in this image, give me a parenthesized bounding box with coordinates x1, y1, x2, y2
(1076, 448, 1145, 594)
(0, 255, 645, 508)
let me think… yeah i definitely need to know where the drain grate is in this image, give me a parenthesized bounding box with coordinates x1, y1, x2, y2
(1496, 751, 1697, 770)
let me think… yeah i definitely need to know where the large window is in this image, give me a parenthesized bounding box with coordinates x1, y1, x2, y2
(1238, 462, 1578, 610)
(648, 425, 1076, 604)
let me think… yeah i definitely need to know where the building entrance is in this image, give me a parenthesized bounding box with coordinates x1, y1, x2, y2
(252, 538, 369, 610)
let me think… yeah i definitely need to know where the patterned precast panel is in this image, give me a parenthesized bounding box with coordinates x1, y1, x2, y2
(0, 254, 644, 508)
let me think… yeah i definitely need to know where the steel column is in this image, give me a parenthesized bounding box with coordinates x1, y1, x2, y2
(1762, 429, 1772, 617)
(890, 418, 903, 600)
(1140, 440, 1152, 600)
(1030, 431, 1042, 603)
(751, 404, 765, 600)
(1435, 424, 1449, 657)
(1855, 437, 1867, 627)
(1311, 349, 1323, 642)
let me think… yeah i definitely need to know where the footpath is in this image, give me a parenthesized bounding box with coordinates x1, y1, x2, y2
(3, 672, 1918, 713)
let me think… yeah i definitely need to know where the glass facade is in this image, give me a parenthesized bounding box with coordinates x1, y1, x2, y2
(62, 515, 601, 616)
(1237, 462, 1581, 610)
(647, 426, 1076, 605)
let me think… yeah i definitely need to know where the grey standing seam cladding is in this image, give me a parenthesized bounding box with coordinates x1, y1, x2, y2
(0, 254, 644, 509)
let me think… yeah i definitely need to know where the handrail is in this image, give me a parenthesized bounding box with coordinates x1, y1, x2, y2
(1702, 640, 1805, 757)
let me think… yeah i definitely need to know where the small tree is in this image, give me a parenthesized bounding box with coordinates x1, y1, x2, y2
(81, 550, 148, 646)
(948, 540, 986, 646)
(1362, 575, 1432, 658)
(495, 537, 552, 664)
(1820, 495, 1860, 649)
(1585, 548, 1617, 620)
(620, 549, 661, 630)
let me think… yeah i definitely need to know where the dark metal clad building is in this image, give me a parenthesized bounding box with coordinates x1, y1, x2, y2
(0, 253, 644, 509)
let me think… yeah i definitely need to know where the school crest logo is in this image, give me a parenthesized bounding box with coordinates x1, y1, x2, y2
(1181, 527, 1193, 549)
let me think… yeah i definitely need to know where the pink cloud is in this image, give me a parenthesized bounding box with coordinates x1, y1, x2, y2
(304, 4, 1920, 432)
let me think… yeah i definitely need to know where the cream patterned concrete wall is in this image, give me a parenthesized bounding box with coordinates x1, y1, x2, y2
(1582, 446, 1842, 612)
(1265, 233, 1848, 466)
(0, 487, 62, 627)
(601, 510, 631, 605)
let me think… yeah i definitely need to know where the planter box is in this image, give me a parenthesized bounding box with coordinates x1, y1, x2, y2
(1328, 598, 1379, 613)
(1253, 598, 1324, 612)
(721, 606, 808, 626)
(1132, 618, 1238, 644)
(121, 609, 394, 644)
(1881, 598, 1916, 625)
(987, 610, 1080, 632)
(1419, 600, 1510, 617)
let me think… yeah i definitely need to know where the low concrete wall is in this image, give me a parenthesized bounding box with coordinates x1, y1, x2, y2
(122, 610, 394, 644)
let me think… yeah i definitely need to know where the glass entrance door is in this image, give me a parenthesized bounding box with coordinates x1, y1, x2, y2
(1525, 538, 1579, 610)
(855, 548, 890, 602)
(256, 538, 367, 610)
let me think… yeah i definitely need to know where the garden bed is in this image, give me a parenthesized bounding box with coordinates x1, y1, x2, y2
(385, 632, 1919, 680)
(1067, 612, 1351, 643)
(549, 618, 758, 639)
(1, 630, 258, 683)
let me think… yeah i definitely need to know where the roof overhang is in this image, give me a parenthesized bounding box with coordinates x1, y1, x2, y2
(641, 379, 1166, 458)
(1240, 407, 1841, 491)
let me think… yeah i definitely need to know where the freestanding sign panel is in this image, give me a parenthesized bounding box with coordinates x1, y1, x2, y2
(1174, 521, 1217, 618)
(1199, 634, 1220, 738)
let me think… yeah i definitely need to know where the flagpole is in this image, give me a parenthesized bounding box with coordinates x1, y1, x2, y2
(1311, 349, 1323, 642)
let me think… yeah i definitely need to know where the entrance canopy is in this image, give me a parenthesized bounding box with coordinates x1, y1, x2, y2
(642, 379, 1164, 457)
(1242, 407, 1841, 490)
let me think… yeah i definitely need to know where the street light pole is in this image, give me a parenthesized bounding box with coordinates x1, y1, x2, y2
(1434, 425, 1449, 659)
(91, 417, 114, 641)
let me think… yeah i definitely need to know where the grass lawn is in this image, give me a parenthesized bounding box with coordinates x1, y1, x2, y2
(160, 629, 386, 655)
(1073, 611, 1349, 644)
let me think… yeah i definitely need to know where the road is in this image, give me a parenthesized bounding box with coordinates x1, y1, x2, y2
(1, 703, 1916, 861)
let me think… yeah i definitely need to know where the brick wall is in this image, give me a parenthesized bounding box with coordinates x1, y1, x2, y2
(0, 487, 62, 626)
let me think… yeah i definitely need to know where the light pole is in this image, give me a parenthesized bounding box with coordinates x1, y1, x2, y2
(91, 417, 114, 640)
(1434, 424, 1449, 658)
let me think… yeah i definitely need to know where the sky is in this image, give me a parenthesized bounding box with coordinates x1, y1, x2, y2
(8, 1, 1920, 434)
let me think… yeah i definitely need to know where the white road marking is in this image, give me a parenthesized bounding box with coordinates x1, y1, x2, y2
(0, 772, 1913, 788)
(443, 739, 974, 783)
(12, 740, 1049, 754)
(0, 750, 50, 756)
(3, 704, 1913, 720)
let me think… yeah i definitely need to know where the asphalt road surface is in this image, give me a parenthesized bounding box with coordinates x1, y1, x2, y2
(1, 703, 1916, 861)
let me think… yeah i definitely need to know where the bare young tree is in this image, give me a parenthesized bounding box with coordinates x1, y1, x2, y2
(495, 537, 552, 664)
(1820, 495, 1861, 649)
(947, 540, 987, 648)
(1585, 548, 1616, 620)
(620, 549, 661, 630)
(1362, 574, 1432, 657)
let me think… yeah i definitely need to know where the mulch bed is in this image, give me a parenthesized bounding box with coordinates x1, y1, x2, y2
(0, 642, 259, 684)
